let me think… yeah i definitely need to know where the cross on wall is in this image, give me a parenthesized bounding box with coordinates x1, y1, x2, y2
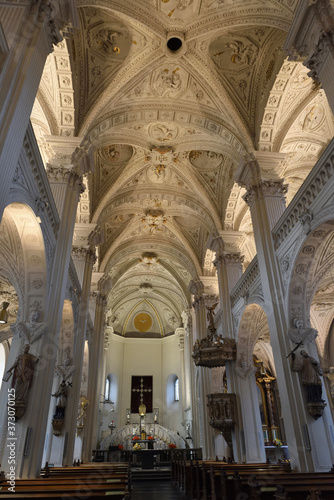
(132, 377, 152, 404)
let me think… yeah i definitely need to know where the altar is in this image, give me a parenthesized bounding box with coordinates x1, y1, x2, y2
(132, 449, 164, 469)
(132, 439, 155, 450)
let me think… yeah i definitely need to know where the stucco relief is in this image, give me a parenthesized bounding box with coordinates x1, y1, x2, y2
(149, 123, 178, 142)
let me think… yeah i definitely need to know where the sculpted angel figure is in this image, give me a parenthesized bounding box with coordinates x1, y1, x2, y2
(206, 303, 218, 326)
(11, 310, 48, 345)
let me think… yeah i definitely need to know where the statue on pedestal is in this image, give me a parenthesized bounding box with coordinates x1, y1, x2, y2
(3, 344, 41, 419)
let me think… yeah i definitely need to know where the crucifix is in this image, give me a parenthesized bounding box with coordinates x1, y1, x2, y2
(132, 377, 152, 405)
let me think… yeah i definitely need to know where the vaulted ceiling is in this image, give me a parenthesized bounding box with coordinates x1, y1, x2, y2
(30, 0, 334, 338)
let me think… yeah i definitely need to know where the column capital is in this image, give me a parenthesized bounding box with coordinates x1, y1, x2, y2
(242, 179, 288, 207)
(235, 151, 286, 190)
(284, 0, 334, 60)
(214, 253, 244, 269)
(307, 28, 334, 81)
(188, 279, 204, 298)
(71, 247, 96, 265)
(98, 293, 107, 308)
(181, 309, 193, 336)
(46, 165, 85, 191)
(192, 295, 205, 309)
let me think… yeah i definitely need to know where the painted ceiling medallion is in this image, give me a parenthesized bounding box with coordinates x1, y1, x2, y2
(134, 312, 152, 332)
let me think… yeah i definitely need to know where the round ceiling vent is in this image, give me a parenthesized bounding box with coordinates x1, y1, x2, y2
(165, 32, 186, 58)
(167, 37, 182, 52)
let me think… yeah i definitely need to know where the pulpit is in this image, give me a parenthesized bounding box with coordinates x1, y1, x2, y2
(207, 393, 237, 451)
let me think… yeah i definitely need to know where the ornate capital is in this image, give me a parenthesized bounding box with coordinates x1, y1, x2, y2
(192, 295, 205, 309)
(46, 165, 85, 194)
(71, 247, 96, 265)
(96, 293, 107, 308)
(189, 279, 204, 297)
(260, 180, 288, 197)
(214, 253, 244, 268)
(242, 180, 287, 206)
(306, 28, 334, 82)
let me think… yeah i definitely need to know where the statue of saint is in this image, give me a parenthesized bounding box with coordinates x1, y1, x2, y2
(291, 350, 323, 402)
(4, 344, 41, 403)
(52, 379, 70, 418)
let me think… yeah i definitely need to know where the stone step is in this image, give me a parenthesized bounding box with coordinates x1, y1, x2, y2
(131, 467, 172, 482)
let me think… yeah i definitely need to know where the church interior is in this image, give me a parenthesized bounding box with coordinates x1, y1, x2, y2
(1, 0, 334, 494)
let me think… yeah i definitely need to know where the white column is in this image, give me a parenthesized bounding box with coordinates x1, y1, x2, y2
(181, 310, 194, 445)
(284, 0, 334, 115)
(236, 153, 314, 471)
(82, 293, 107, 462)
(213, 250, 245, 462)
(18, 169, 83, 478)
(0, 1, 77, 220)
(63, 247, 96, 466)
(236, 367, 266, 463)
(190, 280, 215, 459)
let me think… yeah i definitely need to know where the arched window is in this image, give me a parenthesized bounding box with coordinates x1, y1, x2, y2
(105, 377, 110, 400)
(174, 377, 179, 401)
(166, 373, 180, 408)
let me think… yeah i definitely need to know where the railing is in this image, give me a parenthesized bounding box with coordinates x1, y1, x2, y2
(230, 256, 259, 309)
(273, 137, 334, 248)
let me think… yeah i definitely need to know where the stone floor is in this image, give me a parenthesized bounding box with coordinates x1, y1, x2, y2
(131, 480, 192, 500)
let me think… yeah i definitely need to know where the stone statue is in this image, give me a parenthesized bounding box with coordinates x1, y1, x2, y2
(324, 368, 334, 402)
(52, 379, 70, 418)
(77, 396, 89, 434)
(291, 350, 323, 402)
(11, 310, 48, 345)
(3, 344, 41, 418)
(206, 303, 218, 326)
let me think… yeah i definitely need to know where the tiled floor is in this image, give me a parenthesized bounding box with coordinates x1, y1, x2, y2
(131, 481, 192, 499)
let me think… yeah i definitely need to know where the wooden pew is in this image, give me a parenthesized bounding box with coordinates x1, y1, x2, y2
(0, 462, 131, 500)
(191, 460, 334, 500)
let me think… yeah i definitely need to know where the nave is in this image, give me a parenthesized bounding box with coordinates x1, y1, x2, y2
(131, 480, 192, 500)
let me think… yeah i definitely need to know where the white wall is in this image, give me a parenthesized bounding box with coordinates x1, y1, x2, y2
(102, 333, 183, 438)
